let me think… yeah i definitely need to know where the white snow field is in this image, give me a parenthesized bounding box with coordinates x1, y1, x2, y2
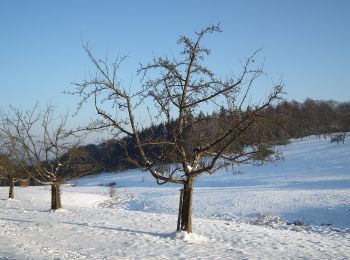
(1, 135, 349, 259)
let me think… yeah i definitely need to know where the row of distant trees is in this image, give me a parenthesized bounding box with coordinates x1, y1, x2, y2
(0, 25, 348, 233)
(273, 99, 349, 138)
(77, 98, 349, 172)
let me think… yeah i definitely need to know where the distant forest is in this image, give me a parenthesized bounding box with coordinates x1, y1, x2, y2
(1, 98, 349, 188)
(79, 98, 350, 173)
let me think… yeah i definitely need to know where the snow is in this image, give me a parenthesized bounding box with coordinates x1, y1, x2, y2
(186, 164, 193, 172)
(1, 135, 350, 259)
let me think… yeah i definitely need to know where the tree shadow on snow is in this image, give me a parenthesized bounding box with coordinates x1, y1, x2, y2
(0, 217, 37, 224)
(61, 221, 173, 239)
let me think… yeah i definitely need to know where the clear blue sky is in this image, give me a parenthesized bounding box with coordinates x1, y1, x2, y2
(1, 0, 349, 126)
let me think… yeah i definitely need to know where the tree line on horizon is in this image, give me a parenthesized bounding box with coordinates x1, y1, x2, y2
(2, 97, 348, 187)
(75, 98, 349, 173)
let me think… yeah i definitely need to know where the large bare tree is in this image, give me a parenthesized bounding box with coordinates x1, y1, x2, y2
(1, 104, 93, 210)
(71, 25, 284, 233)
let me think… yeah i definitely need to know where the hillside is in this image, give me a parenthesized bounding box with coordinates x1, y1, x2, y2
(0, 135, 349, 259)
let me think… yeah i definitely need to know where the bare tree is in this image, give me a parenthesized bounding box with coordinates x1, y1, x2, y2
(1, 104, 93, 210)
(0, 153, 26, 199)
(70, 24, 284, 233)
(0, 119, 28, 199)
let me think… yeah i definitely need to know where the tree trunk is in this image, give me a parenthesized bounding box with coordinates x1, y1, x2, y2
(177, 177, 193, 233)
(8, 177, 14, 199)
(51, 183, 62, 210)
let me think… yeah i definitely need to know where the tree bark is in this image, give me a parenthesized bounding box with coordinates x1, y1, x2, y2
(177, 177, 193, 233)
(51, 183, 62, 210)
(8, 177, 14, 199)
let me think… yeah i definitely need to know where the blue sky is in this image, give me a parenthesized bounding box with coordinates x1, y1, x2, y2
(0, 0, 349, 127)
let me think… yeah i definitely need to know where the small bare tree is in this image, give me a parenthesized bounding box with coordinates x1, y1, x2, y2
(71, 24, 284, 233)
(0, 119, 28, 199)
(0, 153, 26, 199)
(1, 104, 93, 210)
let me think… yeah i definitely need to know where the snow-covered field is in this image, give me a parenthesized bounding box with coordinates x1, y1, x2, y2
(1, 135, 350, 259)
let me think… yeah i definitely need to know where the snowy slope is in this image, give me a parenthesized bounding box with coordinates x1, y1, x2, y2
(75, 135, 350, 229)
(0, 135, 349, 259)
